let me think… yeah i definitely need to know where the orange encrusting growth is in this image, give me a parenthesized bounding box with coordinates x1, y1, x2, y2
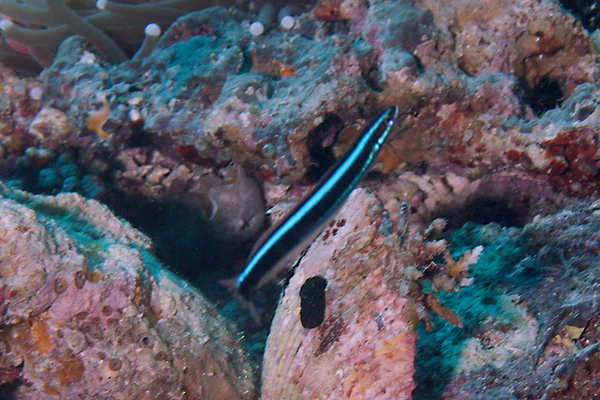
(31, 318, 52, 354)
(86, 92, 110, 138)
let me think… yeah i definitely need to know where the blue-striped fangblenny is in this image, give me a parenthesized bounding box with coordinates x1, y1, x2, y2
(227, 105, 399, 322)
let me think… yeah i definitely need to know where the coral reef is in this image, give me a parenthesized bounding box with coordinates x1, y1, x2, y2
(0, 0, 597, 204)
(0, 0, 597, 397)
(262, 188, 481, 399)
(0, 183, 255, 399)
(413, 200, 600, 400)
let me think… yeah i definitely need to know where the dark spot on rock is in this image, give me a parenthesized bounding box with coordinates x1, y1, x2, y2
(138, 332, 154, 348)
(315, 314, 345, 357)
(154, 351, 168, 362)
(433, 172, 550, 229)
(300, 276, 328, 329)
(520, 76, 564, 115)
(74, 311, 88, 320)
(375, 315, 385, 331)
(174, 347, 185, 360)
(56, 329, 64, 339)
(97, 351, 106, 360)
(116, 327, 136, 343)
(81, 322, 103, 340)
(560, 0, 600, 31)
(462, 195, 530, 227)
(125, 125, 154, 148)
(102, 305, 112, 316)
(54, 277, 68, 294)
(108, 358, 122, 371)
(74, 271, 86, 289)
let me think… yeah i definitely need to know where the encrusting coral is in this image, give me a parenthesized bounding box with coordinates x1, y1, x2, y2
(0, 0, 598, 397)
(262, 188, 482, 399)
(412, 199, 600, 399)
(0, 182, 256, 399)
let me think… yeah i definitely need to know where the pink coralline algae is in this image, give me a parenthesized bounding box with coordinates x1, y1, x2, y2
(0, 0, 598, 398)
(261, 189, 481, 399)
(0, 183, 255, 399)
(262, 189, 416, 400)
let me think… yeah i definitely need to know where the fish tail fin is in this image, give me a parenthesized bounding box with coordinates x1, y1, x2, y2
(219, 277, 263, 327)
(219, 276, 238, 293)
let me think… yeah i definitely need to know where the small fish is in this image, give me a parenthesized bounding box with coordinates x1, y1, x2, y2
(225, 106, 399, 322)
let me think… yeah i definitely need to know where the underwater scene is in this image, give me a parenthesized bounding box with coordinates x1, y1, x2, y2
(0, 0, 599, 398)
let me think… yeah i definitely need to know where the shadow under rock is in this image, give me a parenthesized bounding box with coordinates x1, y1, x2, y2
(106, 193, 254, 306)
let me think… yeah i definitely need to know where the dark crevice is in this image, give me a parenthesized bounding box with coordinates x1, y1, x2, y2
(124, 123, 155, 148)
(422, 169, 571, 230)
(105, 193, 252, 304)
(442, 194, 531, 229)
(519, 76, 564, 115)
(305, 114, 343, 183)
(560, 0, 600, 31)
(322, 20, 351, 36)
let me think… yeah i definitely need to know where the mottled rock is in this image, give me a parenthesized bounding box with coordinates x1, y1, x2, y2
(413, 200, 600, 400)
(0, 183, 255, 399)
(262, 189, 417, 400)
(28, 107, 73, 145)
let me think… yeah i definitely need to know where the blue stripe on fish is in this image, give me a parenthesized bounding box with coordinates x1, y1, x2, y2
(233, 105, 399, 313)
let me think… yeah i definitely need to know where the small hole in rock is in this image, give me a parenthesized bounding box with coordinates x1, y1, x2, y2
(440, 193, 531, 230)
(520, 76, 564, 115)
(305, 114, 343, 183)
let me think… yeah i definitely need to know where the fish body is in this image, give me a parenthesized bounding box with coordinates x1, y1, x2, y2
(231, 106, 399, 317)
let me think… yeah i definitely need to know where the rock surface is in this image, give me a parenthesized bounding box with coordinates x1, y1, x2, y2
(262, 189, 423, 399)
(0, 183, 255, 399)
(421, 200, 600, 400)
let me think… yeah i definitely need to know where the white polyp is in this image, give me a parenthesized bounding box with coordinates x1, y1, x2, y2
(250, 3, 274, 36)
(96, 0, 107, 10)
(145, 23, 160, 37)
(79, 51, 96, 65)
(0, 19, 14, 32)
(127, 97, 142, 106)
(133, 23, 161, 59)
(95, 91, 107, 103)
(29, 86, 42, 100)
(280, 15, 294, 30)
(128, 108, 141, 122)
(278, 5, 301, 30)
(249, 21, 264, 36)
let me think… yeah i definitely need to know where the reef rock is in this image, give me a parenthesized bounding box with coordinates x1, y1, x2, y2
(262, 189, 417, 400)
(0, 183, 255, 399)
(419, 200, 600, 400)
